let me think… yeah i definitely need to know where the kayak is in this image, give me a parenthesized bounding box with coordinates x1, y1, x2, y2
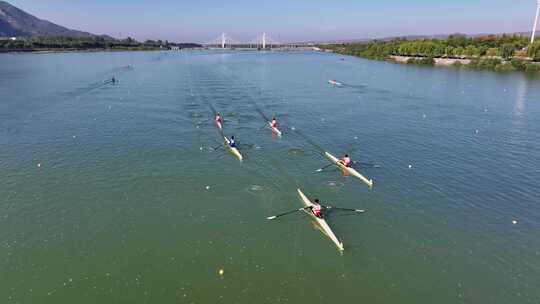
(269, 122, 282, 136)
(324, 152, 373, 188)
(297, 189, 344, 251)
(224, 136, 243, 161)
(328, 80, 342, 86)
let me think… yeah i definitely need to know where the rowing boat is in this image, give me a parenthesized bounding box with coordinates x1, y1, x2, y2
(297, 189, 344, 251)
(215, 120, 223, 131)
(328, 80, 342, 86)
(224, 136, 243, 161)
(269, 122, 282, 136)
(324, 151, 373, 188)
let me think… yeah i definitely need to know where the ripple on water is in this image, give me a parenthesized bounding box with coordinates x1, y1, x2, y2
(189, 112, 202, 118)
(326, 181, 344, 188)
(288, 148, 305, 155)
(246, 185, 265, 195)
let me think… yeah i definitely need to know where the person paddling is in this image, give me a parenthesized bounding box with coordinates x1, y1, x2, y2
(270, 117, 278, 128)
(215, 113, 223, 129)
(229, 135, 237, 148)
(215, 113, 223, 124)
(310, 199, 325, 218)
(340, 154, 352, 168)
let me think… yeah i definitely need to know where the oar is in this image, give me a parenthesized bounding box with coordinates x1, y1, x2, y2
(326, 206, 365, 213)
(315, 163, 334, 172)
(353, 161, 380, 168)
(267, 208, 307, 220)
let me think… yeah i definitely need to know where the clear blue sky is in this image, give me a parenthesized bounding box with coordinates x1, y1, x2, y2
(7, 0, 538, 42)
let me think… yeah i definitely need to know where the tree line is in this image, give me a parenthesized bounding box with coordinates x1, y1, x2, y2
(321, 34, 540, 73)
(0, 36, 201, 51)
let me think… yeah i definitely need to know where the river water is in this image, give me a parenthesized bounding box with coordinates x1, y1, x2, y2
(1, 50, 539, 303)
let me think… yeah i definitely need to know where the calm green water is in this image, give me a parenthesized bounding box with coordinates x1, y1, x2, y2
(1, 50, 540, 303)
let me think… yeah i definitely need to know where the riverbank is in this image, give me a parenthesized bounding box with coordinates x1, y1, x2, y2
(0, 36, 201, 54)
(320, 34, 540, 73)
(390, 55, 471, 66)
(0, 47, 168, 54)
(329, 49, 540, 73)
(388, 55, 540, 73)
(0, 48, 162, 53)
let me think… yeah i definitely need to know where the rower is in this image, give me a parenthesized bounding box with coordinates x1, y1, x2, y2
(111, 76, 116, 84)
(340, 154, 352, 168)
(311, 199, 325, 218)
(270, 117, 278, 128)
(229, 136, 236, 148)
(215, 113, 223, 124)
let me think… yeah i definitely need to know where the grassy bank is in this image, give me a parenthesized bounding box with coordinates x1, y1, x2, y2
(0, 36, 201, 53)
(321, 34, 540, 73)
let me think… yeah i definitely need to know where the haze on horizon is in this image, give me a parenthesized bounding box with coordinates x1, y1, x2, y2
(6, 0, 538, 42)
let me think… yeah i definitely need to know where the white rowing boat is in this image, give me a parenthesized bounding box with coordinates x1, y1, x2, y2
(297, 189, 344, 251)
(324, 151, 373, 188)
(328, 80, 342, 86)
(269, 122, 282, 136)
(224, 136, 243, 161)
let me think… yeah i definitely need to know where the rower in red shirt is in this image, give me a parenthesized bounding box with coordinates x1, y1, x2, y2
(340, 154, 352, 168)
(311, 199, 325, 218)
(215, 113, 223, 129)
(270, 117, 278, 129)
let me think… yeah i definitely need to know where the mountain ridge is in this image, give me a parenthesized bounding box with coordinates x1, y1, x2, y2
(0, 1, 96, 37)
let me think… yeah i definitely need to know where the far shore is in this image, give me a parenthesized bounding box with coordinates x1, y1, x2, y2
(390, 55, 471, 66)
(0, 47, 184, 54)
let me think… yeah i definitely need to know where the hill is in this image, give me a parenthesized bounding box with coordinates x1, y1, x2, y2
(0, 1, 95, 37)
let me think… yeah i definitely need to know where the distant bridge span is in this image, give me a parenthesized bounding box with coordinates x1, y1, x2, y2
(203, 33, 316, 49)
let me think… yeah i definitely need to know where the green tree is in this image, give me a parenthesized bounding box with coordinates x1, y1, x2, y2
(528, 41, 540, 61)
(486, 48, 499, 57)
(464, 45, 478, 57)
(500, 43, 515, 60)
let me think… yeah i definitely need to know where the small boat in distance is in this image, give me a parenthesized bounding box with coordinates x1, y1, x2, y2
(269, 122, 282, 136)
(328, 80, 343, 86)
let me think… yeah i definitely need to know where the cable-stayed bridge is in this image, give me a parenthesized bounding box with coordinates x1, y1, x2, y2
(203, 33, 315, 49)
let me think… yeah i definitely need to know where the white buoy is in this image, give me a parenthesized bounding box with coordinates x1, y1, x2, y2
(408, 164, 412, 169)
(205, 186, 210, 190)
(475, 130, 479, 134)
(37, 163, 41, 168)
(512, 220, 518, 225)
(218, 268, 224, 277)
